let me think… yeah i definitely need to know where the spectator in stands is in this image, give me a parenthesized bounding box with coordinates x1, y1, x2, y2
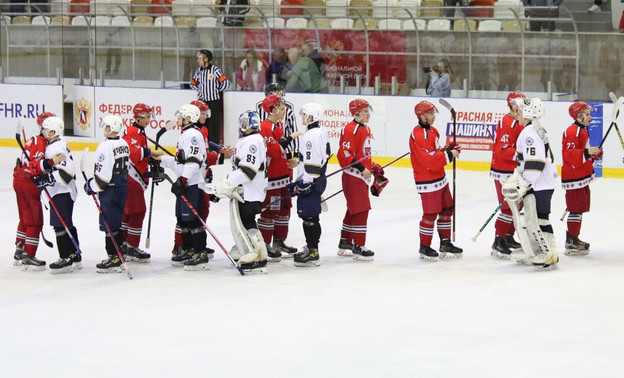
(587, 0, 603, 13)
(426, 58, 453, 98)
(523, 0, 563, 32)
(497, 37, 520, 91)
(285, 47, 322, 93)
(600, 41, 621, 95)
(219, 0, 250, 27)
(444, 0, 466, 26)
(620, 10, 624, 32)
(105, 29, 121, 75)
(236, 48, 266, 91)
(301, 40, 328, 93)
(266, 47, 289, 86)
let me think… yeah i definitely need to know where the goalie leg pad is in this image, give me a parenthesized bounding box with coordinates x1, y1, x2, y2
(507, 196, 534, 264)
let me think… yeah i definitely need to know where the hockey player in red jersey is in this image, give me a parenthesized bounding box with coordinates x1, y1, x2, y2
(561, 101, 601, 255)
(409, 101, 462, 261)
(258, 94, 302, 261)
(121, 103, 163, 262)
(13, 112, 65, 270)
(336, 99, 379, 261)
(489, 91, 529, 258)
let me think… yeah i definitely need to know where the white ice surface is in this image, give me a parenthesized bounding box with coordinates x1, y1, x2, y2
(1, 146, 624, 377)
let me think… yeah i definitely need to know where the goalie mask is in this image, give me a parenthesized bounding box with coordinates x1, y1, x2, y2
(238, 110, 261, 135)
(521, 98, 545, 120)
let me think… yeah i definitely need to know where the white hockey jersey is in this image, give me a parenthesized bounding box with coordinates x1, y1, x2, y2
(296, 123, 329, 184)
(515, 122, 559, 191)
(228, 131, 267, 202)
(160, 125, 207, 188)
(45, 138, 77, 200)
(91, 137, 130, 192)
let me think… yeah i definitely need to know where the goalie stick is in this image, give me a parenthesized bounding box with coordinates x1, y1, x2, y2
(438, 98, 458, 242)
(16, 119, 79, 251)
(80, 148, 133, 280)
(161, 174, 245, 276)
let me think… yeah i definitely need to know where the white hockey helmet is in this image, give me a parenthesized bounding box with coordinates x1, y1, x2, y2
(177, 104, 200, 124)
(100, 115, 124, 134)
(41, 116, 64, 137)
(521, 97, 545, 120)
(300, 103, 323, 124)
(238, 110, 261, 134)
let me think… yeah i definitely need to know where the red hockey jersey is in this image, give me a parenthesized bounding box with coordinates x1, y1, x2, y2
(260, 119, 290, 189)
(123, 123, 150, 187)
(490, 113, 524, 181)
(561, 122, 595, 190)
(337, 121, 372, 182)
(409, 124, 453, 193)
(14, 135, 48, 180)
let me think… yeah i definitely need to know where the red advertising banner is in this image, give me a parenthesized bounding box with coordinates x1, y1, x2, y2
(244, 29, 406, 86)
(443, 110, 505, 151)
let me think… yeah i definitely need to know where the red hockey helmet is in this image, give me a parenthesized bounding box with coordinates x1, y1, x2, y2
(190, 100, 211, 118)
(262, 94, 284, 113)
(133, 103, 153, 118)
(414, 101, 438, 119)
(36, 111, 56, 127)
(569, 101, 591, 120)
(349, 99, 370, 116)
(507, 91, 526, 109)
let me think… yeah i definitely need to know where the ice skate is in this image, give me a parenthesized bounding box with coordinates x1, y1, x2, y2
(125, 246, 151, 263)
(205, 247, 215, 261)
(352, 244, 374, 261)
(171, 249, 195, 267)
(96, 255, 123, 273)
(505, 234, 522, 250)
(50, 257, 75, 274)
(272, 238, 297, 257)
(184, 250, 209, 271)
(419, 244, 438, 261)
(171, 244, 184, 259)
(337, 238, 354, 256)
(439, 239, 463, 259)
(20, 255, 46, 271)
(71, 253, 83, 270)
(491, 236, 512, 260)
(293, 246, 320, 267)
(13, 248, 25, 267)
(267, 243, 282, 262)
(564, 233, 590, 256)
(239, 259, 268, 274)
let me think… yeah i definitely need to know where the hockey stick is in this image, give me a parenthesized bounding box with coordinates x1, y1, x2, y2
(560, 94, 624, 221)
(16, 119, 84, 251)
(161, 174, 245, 276)
(80, 148, 133, 280)
(144, 126, 170, 249)
(261, 155, 369, 212)
(438, 98, 457, 242)
(320, 151, 410, 204)
(471, 201, 505, 242)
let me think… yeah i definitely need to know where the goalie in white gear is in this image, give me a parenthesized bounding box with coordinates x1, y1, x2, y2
(210, 110, 269, 273)
(502, 97, 559, 269)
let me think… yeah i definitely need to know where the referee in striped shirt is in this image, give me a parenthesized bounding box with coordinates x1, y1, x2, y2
(191, 49, 230, 147)
(256, 82, 299, 157)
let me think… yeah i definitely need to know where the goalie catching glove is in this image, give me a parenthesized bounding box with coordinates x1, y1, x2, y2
(370, 162, 389, 197)
(501, 170, 531, 202)
(204, 179, 244, 202)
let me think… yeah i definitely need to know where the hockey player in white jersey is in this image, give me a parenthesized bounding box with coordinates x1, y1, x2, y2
(502, 97, 559, 269)
(156, 104, 209, 271)
(211, 110, 269, 273)
(290, 103, 330, 267)
(39, 117, 81, 273)
(83, 115, 130, 273)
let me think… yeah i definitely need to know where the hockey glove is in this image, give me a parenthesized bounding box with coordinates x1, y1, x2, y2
(371, 162, 384, 176)
(171, 177, 188, 197)
(590, 149, 604, 161)
(83, 178, 95, 196)
(370, 173, 389, 197)
(441, 142, 461, 152)
(287, 180, 313, 196)
(502, 170, 531, 202)
(34, 171, 56, 189)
